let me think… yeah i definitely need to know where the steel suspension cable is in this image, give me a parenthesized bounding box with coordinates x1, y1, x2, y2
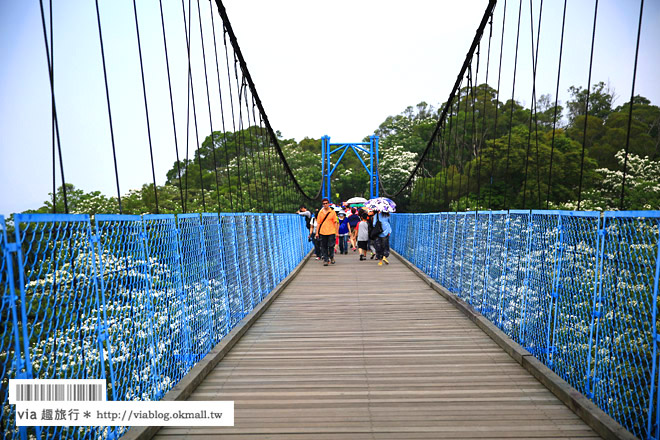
(241, 79, 264, 208)
(258, 112, 281, 212)
(546, 0, 568, 209)
(181, 0, 206, 212)
(444, 100, 456, 210)
(451, 79, 464, 210)
(477, 12, 494, 210)
(207, 0, 234, 212)
(214, 0, 316, 203)
(158, 0, 185, 213)
(532, 0, 544, 207)
(458, 72, 471, 211)
(468, 56, 479, 211)
(522, 0, 543, 208)
(131, 0, 159, 213)
(620, 0, 645, 210)
(195, 0, 222, 211)
(246, 97, 267, 209)
(488, 0, 507, 209)
(94, 0, 122, 213)
(50, 0, 55, 213)
(433, 125, 447, 206)
(221, 30, 244, 211)
(234, 73, 254, 209)
(251, 98, 273, 212)
(39, 0, 68, 213)
(391, 0, 497, 199)
(503, 0, 523, 208)
(577, 0, 599, 211)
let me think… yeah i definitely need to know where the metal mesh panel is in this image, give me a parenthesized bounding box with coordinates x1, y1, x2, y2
(470, 212, 490, 309)
(220, 214, 244, 325)
(522, 211, 559, 362)
(1, 216, 19, 440)
(551, 212, 600, 396)
(142, 214, 191, 389)
(430, 215, 443, 282)
(234, 216, 255, 314)
(251, 215, 266, 302)
(502, 211, 529, 340)
(95, 215, 159, 402)
(264, 215, 281, 287)
(440, 213, 455, 288)
(593, 212, 659, 438)
(201, 213, 230, 343)
(456, 213, 475, 302)
(446, 214, 462, 293)
(482, 212, 507, 324)
(1, 212, 310, 440)
(177, 214, 213, 363)
(243, 216, 258, 311)
(14, 214, 106, 439)
(390, 210, 660, 439)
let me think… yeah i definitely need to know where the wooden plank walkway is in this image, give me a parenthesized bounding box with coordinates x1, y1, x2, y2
(155, 252, 600, 439)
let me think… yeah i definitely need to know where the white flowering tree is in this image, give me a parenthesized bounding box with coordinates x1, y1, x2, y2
(557, 150, 660, 210)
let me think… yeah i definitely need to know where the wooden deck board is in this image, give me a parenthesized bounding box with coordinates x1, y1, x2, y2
(154, 253, 599, 439)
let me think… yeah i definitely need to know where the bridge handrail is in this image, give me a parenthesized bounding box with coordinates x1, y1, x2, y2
(0, 212, 312, 439)
(390, 210, 660, 440)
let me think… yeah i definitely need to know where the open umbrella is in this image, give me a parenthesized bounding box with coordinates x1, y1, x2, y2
(346, 196, 368, 204)
(366, 197, 396, 213)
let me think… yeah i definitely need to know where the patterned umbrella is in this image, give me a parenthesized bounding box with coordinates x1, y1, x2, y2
(366, 197, 396, 212)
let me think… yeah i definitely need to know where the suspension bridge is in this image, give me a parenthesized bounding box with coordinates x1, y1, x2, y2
(1, 0, 659, 439)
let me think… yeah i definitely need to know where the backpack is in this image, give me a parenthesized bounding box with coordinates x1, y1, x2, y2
(369, 214, 383, 240)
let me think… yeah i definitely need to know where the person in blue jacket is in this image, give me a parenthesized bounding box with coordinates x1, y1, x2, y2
(337, 211, 352, 255)
(373, 211, 392, 265)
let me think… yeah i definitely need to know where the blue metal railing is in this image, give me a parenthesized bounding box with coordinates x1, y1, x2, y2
(391, 210, 660, 440)
(0, 212, 311, 440)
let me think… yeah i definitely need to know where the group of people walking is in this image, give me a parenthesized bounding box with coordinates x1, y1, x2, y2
(297, 198, 391, 267)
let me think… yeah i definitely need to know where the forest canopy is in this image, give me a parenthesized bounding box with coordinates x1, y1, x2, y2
(24, 81, 660, 216)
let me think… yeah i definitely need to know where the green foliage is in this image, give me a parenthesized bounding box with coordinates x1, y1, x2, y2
(401, 82, 659, 212)
(20, 83, 660, 216)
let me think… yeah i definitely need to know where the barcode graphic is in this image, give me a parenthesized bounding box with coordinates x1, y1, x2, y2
(12, 381, 106, 402)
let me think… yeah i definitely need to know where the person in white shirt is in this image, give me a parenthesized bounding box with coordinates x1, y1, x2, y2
(356, 213, 370, 261)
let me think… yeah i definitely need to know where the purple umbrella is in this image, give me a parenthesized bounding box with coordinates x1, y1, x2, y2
(366, 197, 396, 212)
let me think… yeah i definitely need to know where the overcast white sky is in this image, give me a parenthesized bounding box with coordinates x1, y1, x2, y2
(1, 0, 658, 216)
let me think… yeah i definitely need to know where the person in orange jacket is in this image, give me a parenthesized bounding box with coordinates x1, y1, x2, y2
(314, 198, 339, 266)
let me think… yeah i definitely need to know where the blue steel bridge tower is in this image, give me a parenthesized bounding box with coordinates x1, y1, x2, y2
(320, 135, 379, 202)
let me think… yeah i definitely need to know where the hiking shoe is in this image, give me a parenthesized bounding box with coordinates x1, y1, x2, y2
(382, 257, 389, 265)
(378, 261, 383, 266)
(323, 261, 329, 266)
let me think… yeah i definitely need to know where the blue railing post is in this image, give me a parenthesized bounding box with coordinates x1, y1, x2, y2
(321, 136, 327, 199)
(1, 216, 31, 440)
(480, 211, 494, 315)
(517, 211, 533, 343)
(585, 215, 607, 400)
(131, 215, 162, 399)
(647, 225, 660, 440)
(374, 135, 380, 198)
(326, 137, 332, 202)
(457, 213, 469, 298)
(469, 211, 479, 305)
(88, 228, 117, 401)
(546, 212, 565, 369)
(496, 213, 511, 329)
